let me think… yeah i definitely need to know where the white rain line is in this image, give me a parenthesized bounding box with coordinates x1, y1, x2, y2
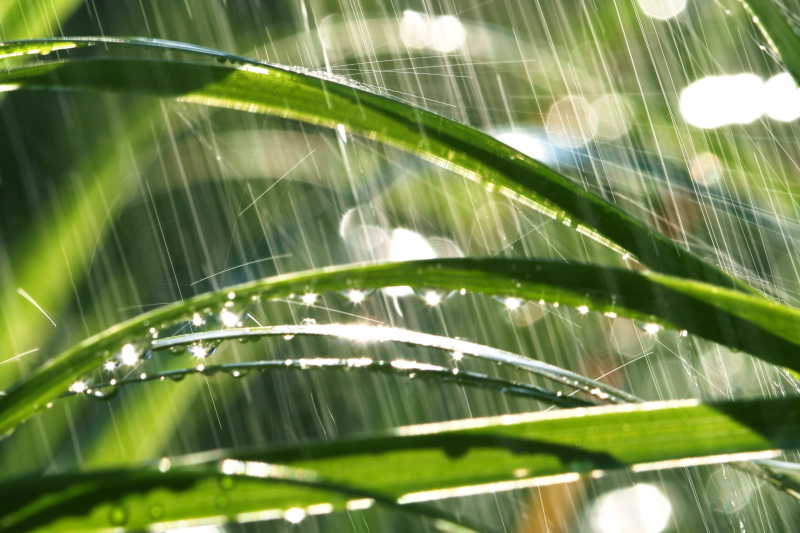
(238, 148, 317, 216)
(191, 254, 292, 285)
(0, 347, 39, 366)
(16, 288, 56, 327)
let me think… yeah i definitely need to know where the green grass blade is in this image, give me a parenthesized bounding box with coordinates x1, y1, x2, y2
(0, 37, 757, 293)
(2, 257, 800, 436)
(148, 325, 635, 404)
(0, 464, 492, 533)
(4, 396, 800, 531)
(66, 357, 593, 408)
(0, 108, 157, 384)
(739, 0, 800, 83)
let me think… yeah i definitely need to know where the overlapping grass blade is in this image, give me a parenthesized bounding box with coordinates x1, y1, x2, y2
(5, 396, 800, 531)
(65, 357, 593, 408)
(0, 36, 757, 293)
(0, 464, 491, 533)
(149, 325, 636, 403)
(3, 257, 800, 436)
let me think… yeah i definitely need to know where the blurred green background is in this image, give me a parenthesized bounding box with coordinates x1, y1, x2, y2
(3, 0, 800, 531)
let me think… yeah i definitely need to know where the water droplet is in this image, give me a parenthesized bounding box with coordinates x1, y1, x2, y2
(577, 305, 590, 315)
(283, 334, 295, 341)
(192, 312, 206, 327)
(103, 360, 117, 372)
(450, 351, 464, 361)
(158, 457, 172, 472)
(220, 307, 241, 328)
(120, 344, 139, 366)
(503, 297, 523, 310)
(69, 381, 88, 394)
(139, 373, 148, 380)
(284, 507, 306, 524)
(189, 344, 209, 359)
(347, 289, 366, 304)
(108, 506, 128, 526)
(227, 291, 236, 300)
(643, 323, 661, 335)
(604, 311, 618, 319)
(46, 402, 54, 409)
(423, 290, 442, 307)
(148, 327, 159, 339)
(301, 317, 317, 325)
(301, 292, 318, 305)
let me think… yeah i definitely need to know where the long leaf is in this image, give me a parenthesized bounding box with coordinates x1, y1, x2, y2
(739, 0, 800, 84)
(0, 464, 490, 533)
(2, 257, 800, 436)
(149, 325, 635, 403)
(4, 396, 800, 531)
(0, 36, 756, 293)
(66, 357, 593, 408)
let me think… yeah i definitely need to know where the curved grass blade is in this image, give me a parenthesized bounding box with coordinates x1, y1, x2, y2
(739, 0, 800, 84)
(65, 357, 592, 408)
(0, 36, 756, 293)
(0, 463, 493, 533)
(6, 396, 800, 531)
(3, 257, 800, 435)
(149, 325, 634, 404)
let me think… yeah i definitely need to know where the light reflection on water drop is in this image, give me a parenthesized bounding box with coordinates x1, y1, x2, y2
(347, 289, 366, 304)
(69, 381, 88, 394)
(192, 312, 206, 327)
(283, 507, 306, 524)
(189, 345, 209, 359)
(120, 343, 139, 366)
(219, 307, 240, 328)
(423, 290, 442, 307)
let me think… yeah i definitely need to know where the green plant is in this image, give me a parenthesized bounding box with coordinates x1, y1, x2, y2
(4, 1, 800, 531)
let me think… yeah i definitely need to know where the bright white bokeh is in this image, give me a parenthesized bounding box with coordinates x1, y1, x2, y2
(763, 72, 800, 122)
(590, 483, 672, 533)
(637, 0, 687, 20)
(680, 74, 764, 129)
(399, 10, 429, 49)
(680, 71, 800, 128)
(592, 93, 632, 140)
(399, 10, 465, 53)
(430, 15, 466, 53)
(689, 152, 724, 187)
(545, 95, 599, 148)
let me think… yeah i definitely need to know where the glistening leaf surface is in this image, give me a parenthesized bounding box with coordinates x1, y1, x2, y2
(4, 396, 800, 531)
(2, 257, 800, 435)
(0, 37, 755, 293)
